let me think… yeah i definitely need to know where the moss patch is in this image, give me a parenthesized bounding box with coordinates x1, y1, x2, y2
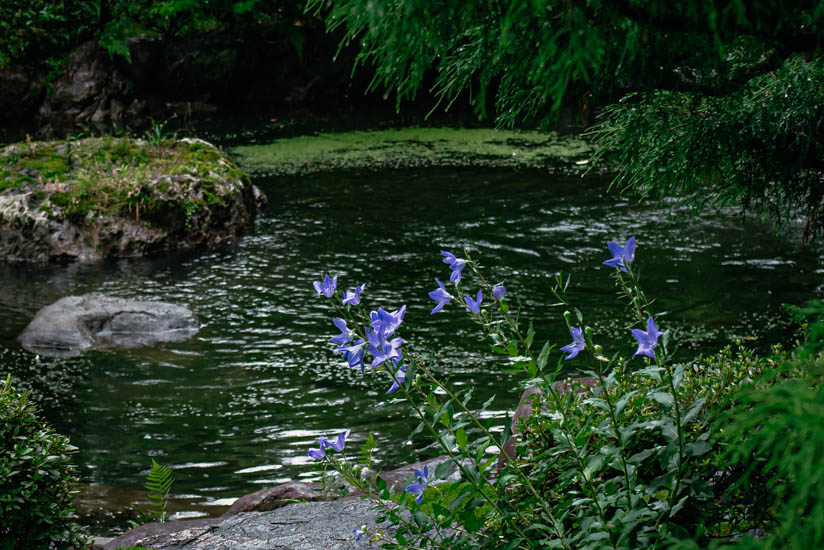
(228, 127, 598, 176)
(0, 137, 248, 226)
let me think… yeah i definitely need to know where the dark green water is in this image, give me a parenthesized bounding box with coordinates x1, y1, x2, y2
(1, 167, 821, 535)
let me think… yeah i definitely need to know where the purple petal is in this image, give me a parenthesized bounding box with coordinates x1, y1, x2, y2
(607, 241, 624, 257)
(646, 316, 658, 338)
(624, 237, 636, 264)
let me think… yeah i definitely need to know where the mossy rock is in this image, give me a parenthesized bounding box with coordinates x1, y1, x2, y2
(0, 137, 265, 262)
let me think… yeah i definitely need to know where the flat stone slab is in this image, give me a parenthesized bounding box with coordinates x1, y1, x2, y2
(103, 456, 458, 550)
(20, 293, 199, 356)
(113, 498, 382, 550)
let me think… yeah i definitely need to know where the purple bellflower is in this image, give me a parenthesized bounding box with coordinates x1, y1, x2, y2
(330, 318, 353, 346)
(464, 290, 483, 314)
(342, 283, 365, 306)
(326, 429, 350, 452)
(632, 317, 661, 359)
(492, 284, 506, 300)
(337, 339, 366, 373)
(353, 527, 365, 542)
(603, 237, 636, 272)
(386, 360, 407, 394)
(367, 328, 403, 369)
(307, 429, 350, 459)
(313, 274, 338, 297)
(370, 305, 406, 337)
(428, 279, 452, 314)
(441, 250, 466, 284)
(560, 326, 586, 360)
(405, 465, 429, 505)
(308, 435, 329, 459)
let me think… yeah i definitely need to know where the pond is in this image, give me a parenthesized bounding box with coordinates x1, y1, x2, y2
(1, 164, 822, 536)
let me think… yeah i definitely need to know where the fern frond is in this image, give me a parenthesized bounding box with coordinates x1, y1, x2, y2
(145, 459, 174, 522)
(359, 432, 378, 468)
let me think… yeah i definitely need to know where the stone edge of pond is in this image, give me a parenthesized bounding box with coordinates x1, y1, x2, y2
(100, 381, 598, 549)
(0, 137, 266, 263)
(101, 455, 454, 550)
(227, 127, 608, 177)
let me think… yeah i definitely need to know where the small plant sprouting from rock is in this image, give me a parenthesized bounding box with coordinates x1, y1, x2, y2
(145, 459, 174, 523)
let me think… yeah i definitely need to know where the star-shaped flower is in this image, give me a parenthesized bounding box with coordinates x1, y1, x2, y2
(325, 429, 350, 452)
(313, 274, 338, 297)
(308, 436, 329, 459)
(366, 328, 403, 369)
(336, 339, 366, 373)
(441, 250, 466, 284)
(464, 290, 483, 314)
(342, 283, 365, 306)
(370, 305, 406, 336)
(330, 318, 353, 346)
(405, 465, 429, 505)
(307, 429, 350, 459)
(632, 316, 660, 359)
(603, 237, 636, 272)
(428, 279, 451, 314)
(560, 326, 585, 360)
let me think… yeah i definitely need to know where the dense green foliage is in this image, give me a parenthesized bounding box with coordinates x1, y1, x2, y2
(314, 247, 824, 549)
(0, 0, 305, 68)
(311, 0, 824, 239)
(0, 0, 92, 68)
(0, 376, 88, 549)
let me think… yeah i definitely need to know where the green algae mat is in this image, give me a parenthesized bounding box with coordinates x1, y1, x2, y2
(228, 127, 597, 176)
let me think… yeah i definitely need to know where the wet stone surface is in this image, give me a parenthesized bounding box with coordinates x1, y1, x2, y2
(111, 498, 383, 550)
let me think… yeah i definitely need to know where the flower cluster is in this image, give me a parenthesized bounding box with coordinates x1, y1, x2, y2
(562, 236, 662, 361)
(428, 250, 507, 316)
(313, 274, 406, 382)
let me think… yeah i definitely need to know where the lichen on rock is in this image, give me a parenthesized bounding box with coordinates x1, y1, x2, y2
(0, 136, 265, 262)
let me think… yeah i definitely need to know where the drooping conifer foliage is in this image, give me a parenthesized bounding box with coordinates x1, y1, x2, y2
(309, 0, 824, 239)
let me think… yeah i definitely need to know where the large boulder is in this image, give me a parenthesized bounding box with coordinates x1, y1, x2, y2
(19, 294, 199, 356)
(0, 137, 266, 262)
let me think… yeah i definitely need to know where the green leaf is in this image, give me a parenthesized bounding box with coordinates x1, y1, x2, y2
(507, 341, 519, 356)
(651, 392, 675, 408)
(525, 322, 536, 349)
(537, 341, 553, 369)
(681, 397, 707, 425)
(456, 428, 468, 450)
(672, 365, 685, 389)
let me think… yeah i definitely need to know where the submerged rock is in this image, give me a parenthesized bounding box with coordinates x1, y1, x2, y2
(20, 294, 199, 356)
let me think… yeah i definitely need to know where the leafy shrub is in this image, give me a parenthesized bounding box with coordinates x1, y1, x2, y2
(0, 0, 91, 68)
(0, 376, 88, 549)
(305, 237, 817, 549)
